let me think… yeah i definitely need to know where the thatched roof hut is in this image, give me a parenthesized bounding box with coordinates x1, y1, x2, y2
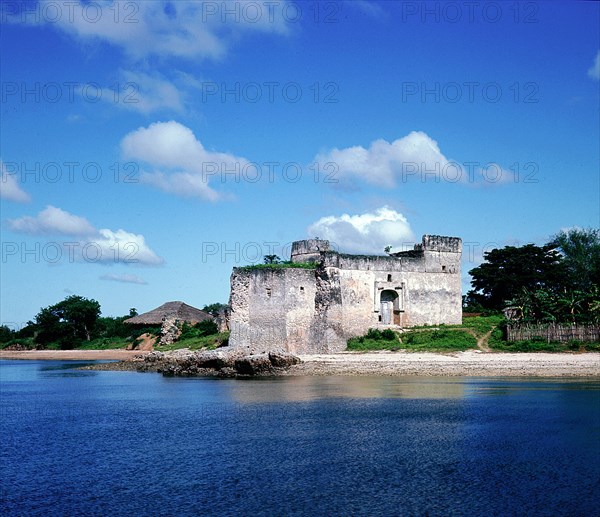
(124, 301, 213, 325)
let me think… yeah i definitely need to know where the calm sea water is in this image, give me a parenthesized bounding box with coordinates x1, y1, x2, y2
(1, 360, 599, 516)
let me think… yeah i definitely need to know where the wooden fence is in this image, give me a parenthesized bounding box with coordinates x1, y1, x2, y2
(506, 323, 600, 343)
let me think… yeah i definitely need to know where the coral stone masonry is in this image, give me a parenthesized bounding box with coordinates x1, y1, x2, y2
(229, 235, 462, 354)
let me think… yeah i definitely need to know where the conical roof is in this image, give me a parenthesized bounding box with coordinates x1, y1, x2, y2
(124, 301, 213, 325)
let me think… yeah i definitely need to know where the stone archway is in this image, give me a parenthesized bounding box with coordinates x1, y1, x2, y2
(380, 289, 400, 325)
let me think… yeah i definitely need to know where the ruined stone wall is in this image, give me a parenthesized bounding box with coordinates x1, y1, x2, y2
(291, 239, 331, 264)
(398, 270, 462, 326)
(229, 235, 462, 353)
(229, 268, 317, 353)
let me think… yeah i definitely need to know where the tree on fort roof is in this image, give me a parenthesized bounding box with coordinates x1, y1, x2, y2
(263, 254, 281, 264)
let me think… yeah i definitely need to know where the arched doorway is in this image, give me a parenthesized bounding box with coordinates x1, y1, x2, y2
(380, 289, 399, 325)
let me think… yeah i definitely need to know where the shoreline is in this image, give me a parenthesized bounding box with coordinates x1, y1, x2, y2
(1, 349, 599, 377)
(0, 350, 149, 361)
(292, 351, 600, 377)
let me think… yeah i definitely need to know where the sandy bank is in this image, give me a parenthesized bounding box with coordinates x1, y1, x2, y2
(0, 350, 149, 361)
(293, 351, 600, 377)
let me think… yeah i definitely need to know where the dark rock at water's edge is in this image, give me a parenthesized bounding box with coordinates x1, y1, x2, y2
(139, 348, 301, 377)
(234, 354, 272, 375)
(268, 351, 301, 368)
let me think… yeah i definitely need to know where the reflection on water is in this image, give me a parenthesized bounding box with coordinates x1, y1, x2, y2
(228, 375, 468, 402)
(1, 360, 599, 516)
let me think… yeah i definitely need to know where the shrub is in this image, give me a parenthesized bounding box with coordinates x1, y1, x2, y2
(180, 320, 218, 340)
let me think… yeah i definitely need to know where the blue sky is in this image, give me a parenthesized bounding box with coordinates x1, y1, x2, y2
(1, 0, 599, 326)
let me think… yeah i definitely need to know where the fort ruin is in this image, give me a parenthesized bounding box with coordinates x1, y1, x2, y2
(228, 235, 462, 354)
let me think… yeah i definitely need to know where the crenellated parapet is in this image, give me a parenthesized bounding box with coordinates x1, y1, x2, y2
(291, 239, 331, 263)
(421, 235, 462, 253)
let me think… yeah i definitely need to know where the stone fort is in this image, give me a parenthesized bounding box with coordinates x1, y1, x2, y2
(228, 235, 462, 354)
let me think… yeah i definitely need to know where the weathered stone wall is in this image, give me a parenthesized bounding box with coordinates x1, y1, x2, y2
(228, 235, 462, 353)
(229, 268, 317, 354)
(291, 239, 331, 264)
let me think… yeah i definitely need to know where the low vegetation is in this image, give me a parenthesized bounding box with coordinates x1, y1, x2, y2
(238, 262, 317, 271)
(155, 332, 230, 352)
(491, 336, 600, 352)
(0, 296, 228, 352)
(347, 326, 477, 353)
(346, 315, 599, 352)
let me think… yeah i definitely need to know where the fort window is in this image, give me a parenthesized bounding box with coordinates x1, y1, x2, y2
(442, 265, 446, 272)
(300, 286, 304, 292)
(387, 274, 392, 282)
(266, 288, 272, 298)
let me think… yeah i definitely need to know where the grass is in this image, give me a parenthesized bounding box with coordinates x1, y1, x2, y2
(77, 337, 130, 350)
(154, 332, 230, 352)
(490, 337, 600, 352)
(401, 330, 477, 352)
(347, 327, 477, 352)
(412, 315, 504, 338)
(238, 262, 317, 271)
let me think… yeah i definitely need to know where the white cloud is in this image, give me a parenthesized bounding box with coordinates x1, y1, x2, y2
(7, 206, 163, 265)
(0, 161, 31, 203)
(101, 70, 187, 114)
(588, 50, 600, 80)
(121, 120, 248, 200)
(17, 1, 290, 61)
(92, 229, 164, 265)
(307, 206, 415, 254)
(315, 131, 515, 187)
(7, 205, 96, 235)
(100, 273, 148, 285)
(315, 131, 453, 187)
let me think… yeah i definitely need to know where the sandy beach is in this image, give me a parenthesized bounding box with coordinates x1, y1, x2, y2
(0, 350, 148, 361)
(1, 349, 599, 377)
(294, 351, 600, 377)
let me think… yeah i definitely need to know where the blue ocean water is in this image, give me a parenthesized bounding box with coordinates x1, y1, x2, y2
(1, 360, 599, 516)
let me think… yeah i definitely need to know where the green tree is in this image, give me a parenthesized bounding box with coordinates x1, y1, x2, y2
(0, 325, 14, 343)
(33, 295, 101, 349)
(550, 228, 600, 291)
(468, 244, 564, 311)
(202, 302, 228, 317)
(263, 254, 281, 264)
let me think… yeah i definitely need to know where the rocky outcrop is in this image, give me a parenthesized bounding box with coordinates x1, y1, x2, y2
(234, 354, 272, 375)
(267, 351, 301, 368)
(138, 347, 301, 377)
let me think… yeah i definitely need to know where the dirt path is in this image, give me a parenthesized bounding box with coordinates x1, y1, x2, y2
(476, 329, 494, 352)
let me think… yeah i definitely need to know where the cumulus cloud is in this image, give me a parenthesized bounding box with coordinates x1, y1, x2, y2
(588, 50, 600, 80)
(7, 205, 96, 235)
(1, 161, 31, 202)
(11, 1, 290, 61)
(315, 131, 450, 187)
(91, 229, 164, 265)
(7, 206, 163, 265)
(307, 206, 415, 255)
(315, 131, 515, 187)
(121, 120, 248, 200)
(100, 273, 148, 285)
